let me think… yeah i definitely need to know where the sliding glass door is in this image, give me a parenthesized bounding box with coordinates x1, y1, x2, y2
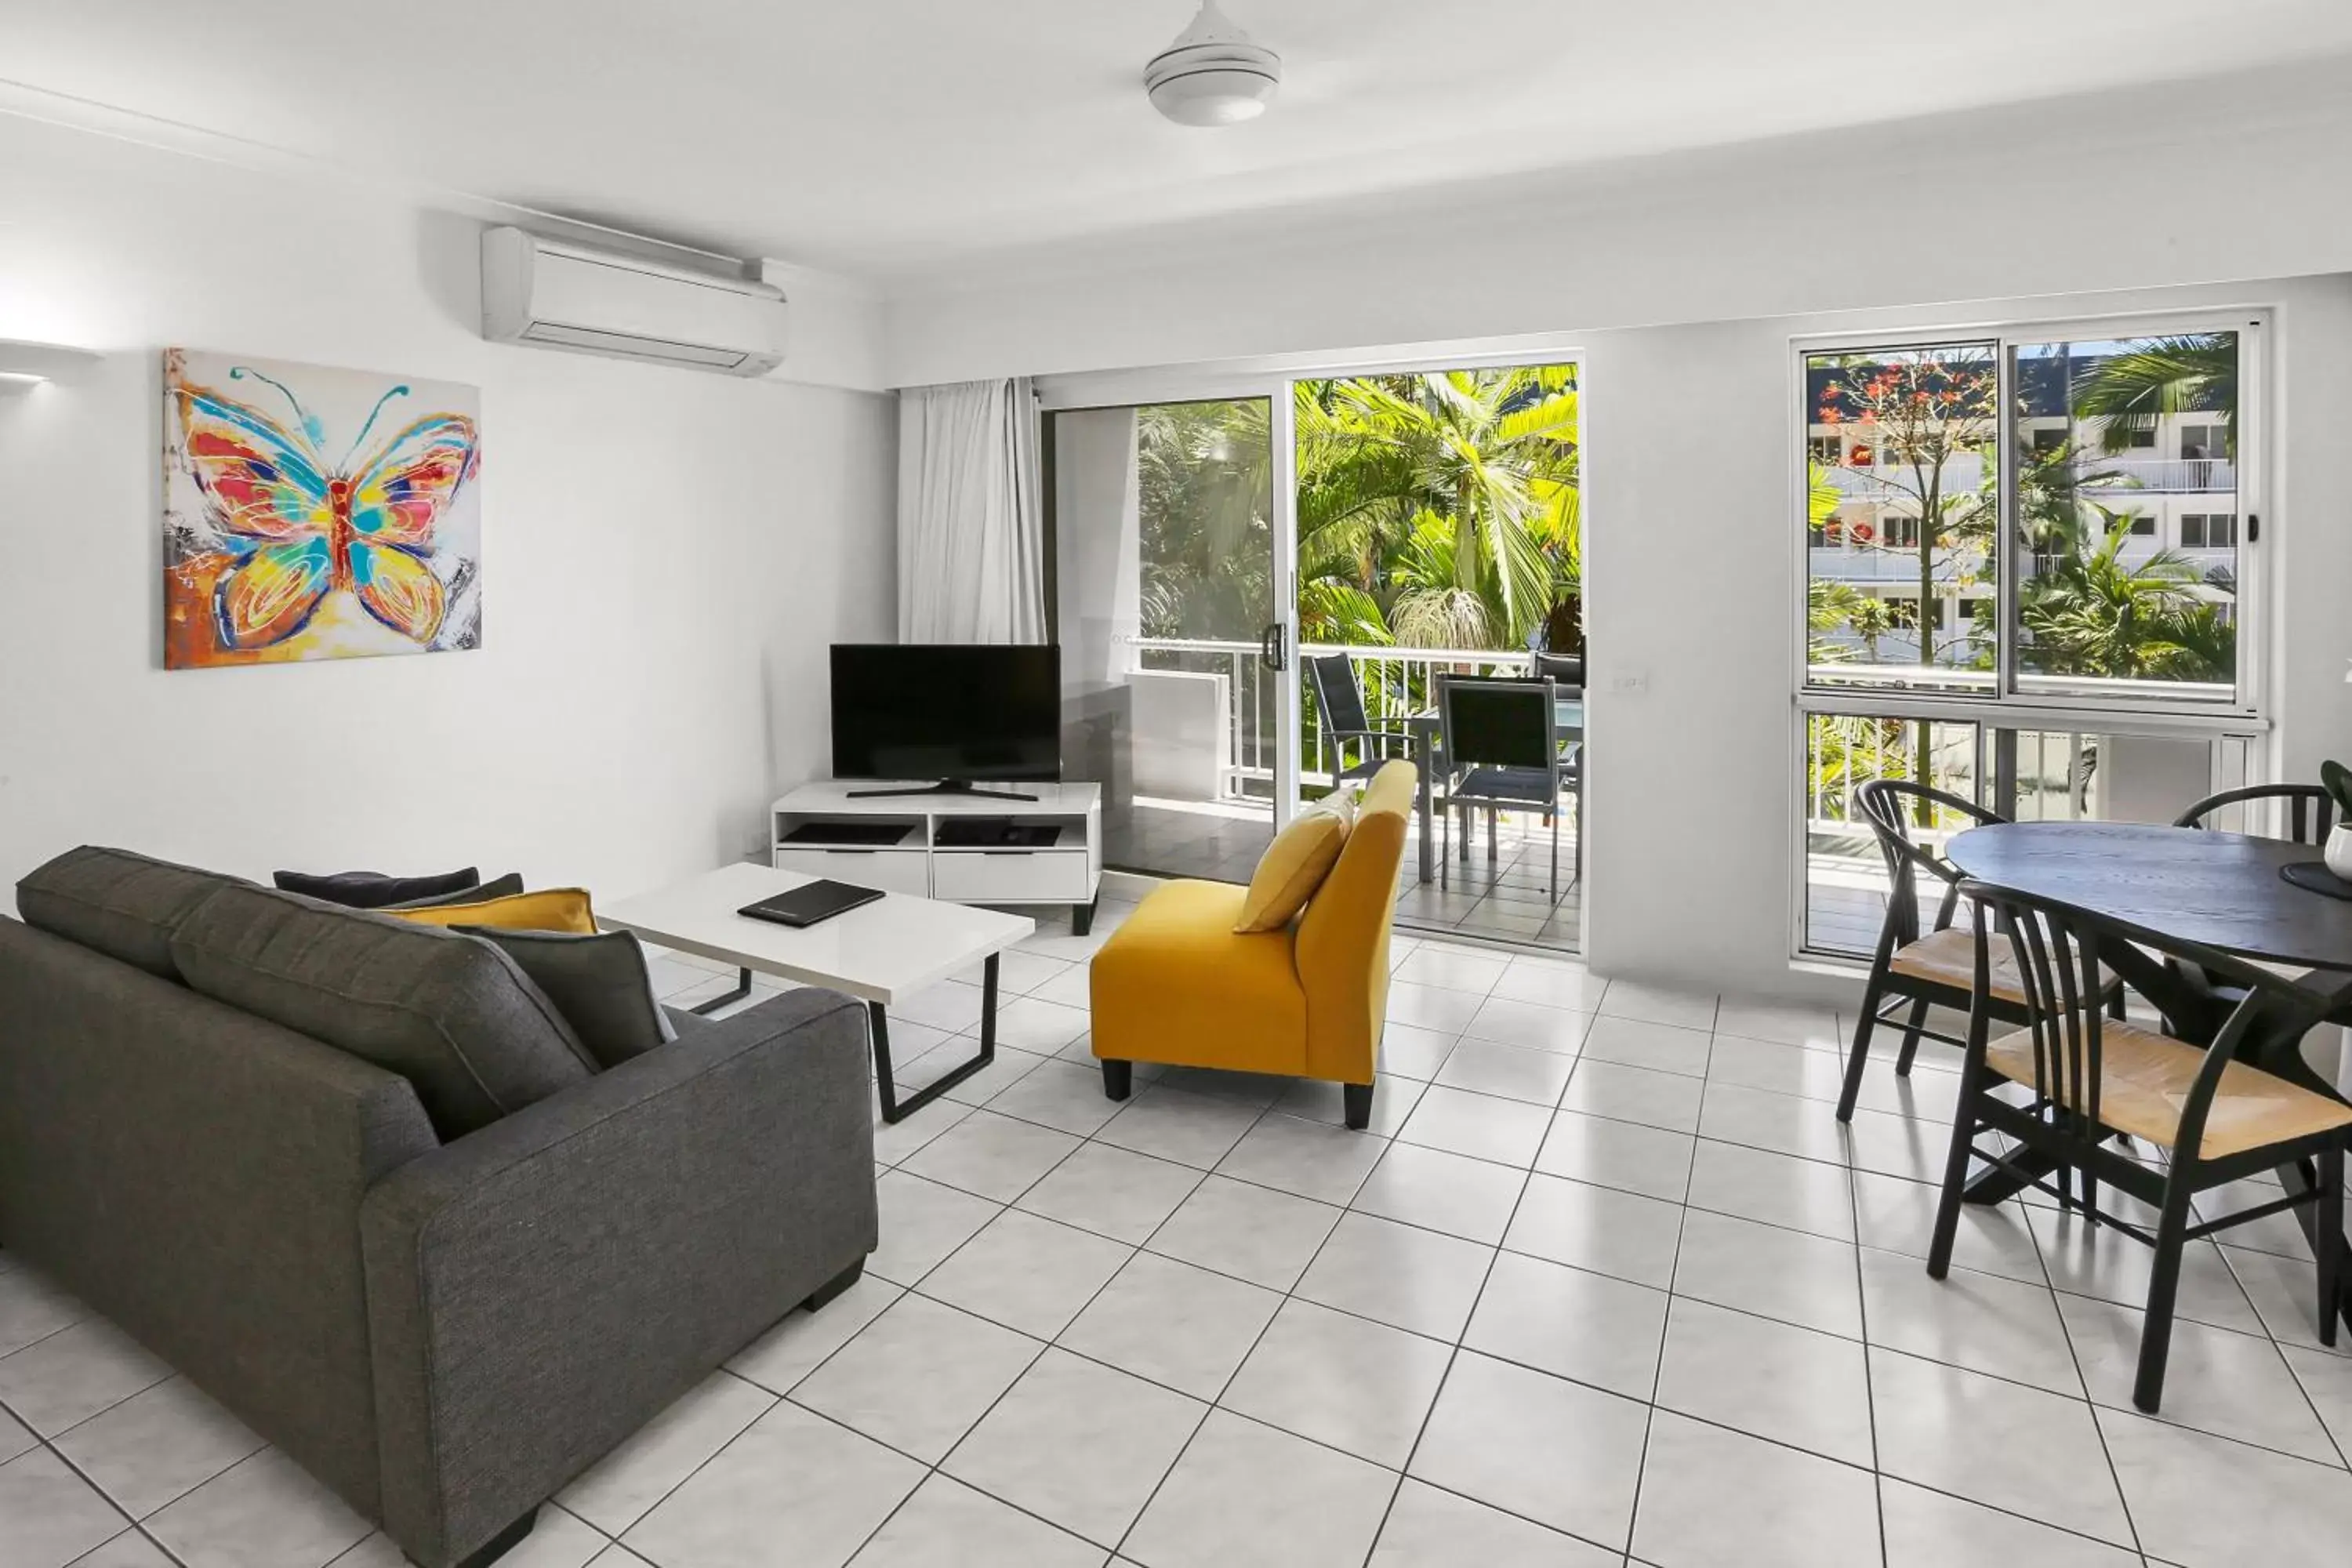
(1047, 396, 1295, 883)
(1293, 362, 1584, 951)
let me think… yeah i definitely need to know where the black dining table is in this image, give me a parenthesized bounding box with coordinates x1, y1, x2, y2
(1944, 819, 2352, 1327)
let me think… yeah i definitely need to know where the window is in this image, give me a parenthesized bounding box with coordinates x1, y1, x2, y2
(1809, 434, 1844, 466)
(1798, 321, 2259, 960)
(2013, 332, 2241, 699)
(1803, 343, 1997, 691)
(2181, 513, 2237, 549)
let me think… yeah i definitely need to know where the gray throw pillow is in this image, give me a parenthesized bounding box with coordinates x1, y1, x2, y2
(385, 872, 525, 910)
(16, 845, 251, 980)
(271, 866, 481, 909)
(170, 884, 598, 1139)
(456, 926, 678, 1069)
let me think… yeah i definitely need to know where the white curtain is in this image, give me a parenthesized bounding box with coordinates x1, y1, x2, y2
(896, 377, 1045, 643)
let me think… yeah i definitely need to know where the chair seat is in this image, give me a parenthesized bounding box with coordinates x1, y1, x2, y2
(1448, 766, 1563, 811)
(1888, 927, 2125, 1008)
(1889, 927, 2031, 1004)
(1089, 880, 1308, 1076)
(1984, 1018, 2352, 1160)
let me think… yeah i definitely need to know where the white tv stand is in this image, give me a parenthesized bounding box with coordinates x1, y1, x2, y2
(771, 781, 1105, 933)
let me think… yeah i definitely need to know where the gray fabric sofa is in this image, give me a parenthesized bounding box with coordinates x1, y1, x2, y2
(0, 849, 879, 1568)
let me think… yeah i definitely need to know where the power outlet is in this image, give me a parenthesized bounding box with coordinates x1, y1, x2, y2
(1607, 664, 1650, 695)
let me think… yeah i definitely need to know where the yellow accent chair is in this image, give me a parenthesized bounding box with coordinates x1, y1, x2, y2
(1091, 760, 1417, 1130)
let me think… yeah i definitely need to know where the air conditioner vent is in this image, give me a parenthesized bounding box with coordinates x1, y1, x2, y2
(481, 227, 786, 377)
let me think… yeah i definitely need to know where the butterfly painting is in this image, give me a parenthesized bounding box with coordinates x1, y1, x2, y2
(163, 349, 482, 668)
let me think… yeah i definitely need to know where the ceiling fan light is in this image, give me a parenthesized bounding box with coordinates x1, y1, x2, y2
(1145, 2, 1281, 127)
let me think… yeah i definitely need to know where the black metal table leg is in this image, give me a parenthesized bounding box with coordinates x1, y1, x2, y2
(873, 953, 1000, 1124)
(690, 967, 753, 1016)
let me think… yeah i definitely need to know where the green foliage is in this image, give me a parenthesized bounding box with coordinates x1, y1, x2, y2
(1295, 365, 1581, 650)
(1134, 400, 1273, 641)
(2072, 335, 2237, 457)
(2322, 760, 2352, 823)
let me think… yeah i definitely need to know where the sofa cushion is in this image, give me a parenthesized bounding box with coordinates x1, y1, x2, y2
(456, 925, 677, 1068)
(170, 884, 598, 1138)
(390, 887, 596, 935)
(15, 845, 251, 981)
(272, 866, 481, 909)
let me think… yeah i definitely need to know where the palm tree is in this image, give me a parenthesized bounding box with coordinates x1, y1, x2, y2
(2018, 511, 2233, 681)
(2072, 334, 2238, 456)
(1294, 365, 1580, 649)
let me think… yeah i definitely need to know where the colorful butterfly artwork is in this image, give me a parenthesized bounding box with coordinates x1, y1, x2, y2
(162, 349, 481, 669)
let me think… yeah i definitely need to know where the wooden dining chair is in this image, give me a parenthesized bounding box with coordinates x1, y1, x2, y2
(2169, 784, 2339, 1025)
(1834, 779, 2123, 1123)
(1929, 880, 2352, 1412)
(2174, 783, 2336, 845)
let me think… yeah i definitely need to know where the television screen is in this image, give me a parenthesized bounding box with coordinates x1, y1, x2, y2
(830, 644, 1062, 783)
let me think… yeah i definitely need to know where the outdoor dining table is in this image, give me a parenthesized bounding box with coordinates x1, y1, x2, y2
(1404, 693, 1584, 884)
(1944, 818, 2352, 1328)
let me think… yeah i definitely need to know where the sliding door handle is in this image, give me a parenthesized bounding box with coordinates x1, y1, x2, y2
(1258, 622, 1288, 672)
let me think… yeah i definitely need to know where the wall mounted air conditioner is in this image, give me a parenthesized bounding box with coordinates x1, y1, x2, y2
(480, 227, 787, 376)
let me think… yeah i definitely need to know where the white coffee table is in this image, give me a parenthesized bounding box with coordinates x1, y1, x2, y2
(599, 862, 1036, 1122)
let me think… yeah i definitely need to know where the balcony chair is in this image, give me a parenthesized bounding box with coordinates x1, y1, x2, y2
(1534, 652, 1584, 688)
(1091, 760, 1417, 1130)
(1929, 880, 2351, 1412)
(1305, 653, 1419, 786)
(1436, 676, 1579, 900)
(1833, 779, 2122, 1123)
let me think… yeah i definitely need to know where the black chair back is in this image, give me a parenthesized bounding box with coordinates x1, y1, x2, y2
(1306, 654, 1371, 735)
(2174, 784, 2336, 847)
(1440, 677, 1556, 771)
(1854, 780, 2004, 947)
(1534, 653, 1584, 688)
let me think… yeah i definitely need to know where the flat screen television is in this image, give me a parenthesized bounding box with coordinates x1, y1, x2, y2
(829, 643, 1062, 800)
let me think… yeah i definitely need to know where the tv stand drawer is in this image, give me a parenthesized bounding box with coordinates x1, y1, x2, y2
(931, 849, 1093, 905)
(771, 847, 932, 898)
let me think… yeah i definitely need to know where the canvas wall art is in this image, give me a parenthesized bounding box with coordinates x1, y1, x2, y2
(163, 349, 481, 669)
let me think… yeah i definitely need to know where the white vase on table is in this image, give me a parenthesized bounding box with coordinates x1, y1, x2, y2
(2326, 823, 2352, 882)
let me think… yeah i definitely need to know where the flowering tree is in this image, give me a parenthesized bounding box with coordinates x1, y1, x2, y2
(1817, 350, 1998, 672)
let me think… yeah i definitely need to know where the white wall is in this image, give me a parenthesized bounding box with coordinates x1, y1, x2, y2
(0, 115, 897, 902)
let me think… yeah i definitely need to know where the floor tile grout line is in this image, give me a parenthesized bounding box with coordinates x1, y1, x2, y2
(1846, 1109, 1893, 1568)
(1616, 1084, 1704, 1568)
(2016, 1160, 2153, 1563)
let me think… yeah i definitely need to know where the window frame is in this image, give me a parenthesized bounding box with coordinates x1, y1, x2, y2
(1792, 310, 2267, 724)
(1787, 310, 2271, 966)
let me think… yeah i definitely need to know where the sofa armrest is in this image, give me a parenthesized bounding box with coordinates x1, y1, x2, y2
(360, 987, 877, 1568)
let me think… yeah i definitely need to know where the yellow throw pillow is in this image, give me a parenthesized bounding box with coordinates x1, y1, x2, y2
(392, 887, 597, 935)
(1233, 800, 1353, 933)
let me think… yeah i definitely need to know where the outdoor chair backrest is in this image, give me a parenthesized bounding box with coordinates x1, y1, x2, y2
(1306, 654, 1372, 735)
(1439, 677, 1557, 775)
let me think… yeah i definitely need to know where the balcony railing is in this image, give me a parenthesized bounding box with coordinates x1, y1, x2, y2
(2077, 456, 2236, 494)
(1125, 637, 1535, 800)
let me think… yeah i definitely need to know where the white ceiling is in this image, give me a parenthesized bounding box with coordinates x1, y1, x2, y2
(7, 0, 2352, 284)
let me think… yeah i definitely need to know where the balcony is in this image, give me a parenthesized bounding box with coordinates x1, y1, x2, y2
(1111, 637, 1577, 946)
(2077, 456, 2236, 494)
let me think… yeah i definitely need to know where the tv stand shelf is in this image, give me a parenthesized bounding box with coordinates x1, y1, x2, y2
(771, 781, 1104, 931)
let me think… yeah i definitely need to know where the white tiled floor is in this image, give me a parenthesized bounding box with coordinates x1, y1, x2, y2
(6, 912, 2352, 1568)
